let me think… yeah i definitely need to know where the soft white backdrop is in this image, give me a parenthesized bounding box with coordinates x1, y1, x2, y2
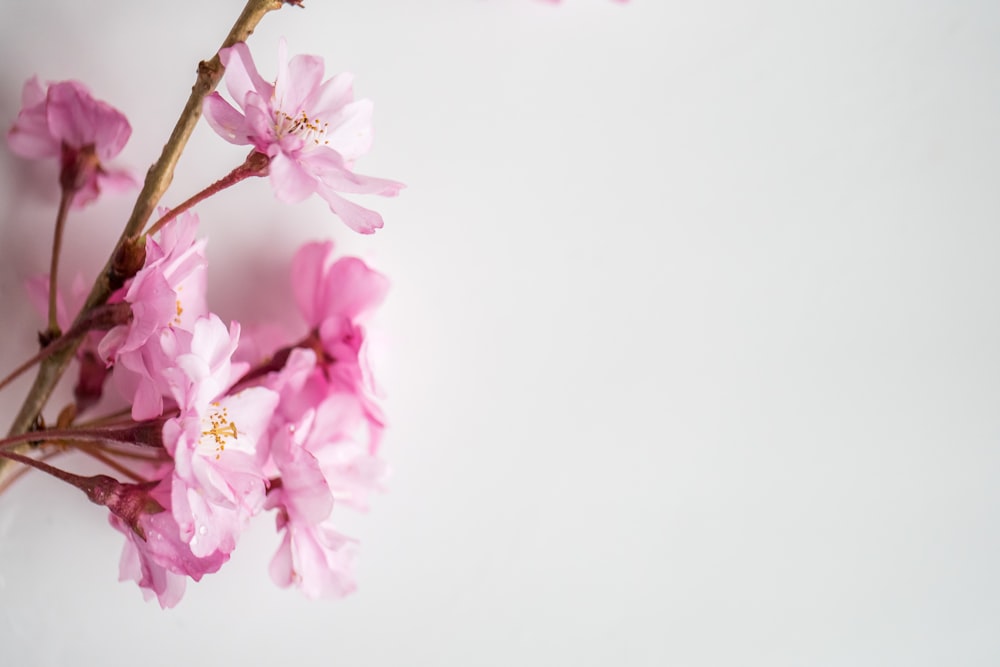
(1, 1, 999, 665)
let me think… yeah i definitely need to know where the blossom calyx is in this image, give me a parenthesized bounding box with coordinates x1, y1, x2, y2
(82, 476, 164, 540)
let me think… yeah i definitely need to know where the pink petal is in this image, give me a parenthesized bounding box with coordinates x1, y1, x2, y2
(219, 42, 272, 111)
(320, 257, 390, 322)
(324, 99, 375, 162)
(303, 72, 355, 123)
(45, 81, 96, 148)
(91, 101, 132, 160)
(291, 241, 335, 327)
(96, 167, 139, 195)
(202, 93, 251, 145)
(7, 78, 58, 158)
(269, 151, 319, 203)
(316, 186, 385, 234)
(276, 54, 325, 112)
(20, 76, 46, 107)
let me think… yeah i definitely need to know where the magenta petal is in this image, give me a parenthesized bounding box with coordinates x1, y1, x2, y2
(45, 81, 96, 148)
(91, 103, 132, 160)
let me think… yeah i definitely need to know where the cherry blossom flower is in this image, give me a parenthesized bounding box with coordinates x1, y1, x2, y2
(108, 477, 229, 608)
(98, 209, 209, 419)
(163, 385, 279, 558)
(254, 322, 389, 596)
(7, 77, 136, 207)
(203, 41, 403, 233)
(291, 240, 389, 439)
(157, 315, 248, 415)
(264, 407, 362, 598)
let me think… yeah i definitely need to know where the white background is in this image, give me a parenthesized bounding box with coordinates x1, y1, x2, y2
(1, 1, 1000, 665)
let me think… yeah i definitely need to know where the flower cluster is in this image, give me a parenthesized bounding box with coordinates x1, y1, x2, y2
(2, 38, 396, 607)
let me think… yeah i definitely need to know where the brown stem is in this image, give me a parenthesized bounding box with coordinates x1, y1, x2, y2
(1, 0, 289, 485)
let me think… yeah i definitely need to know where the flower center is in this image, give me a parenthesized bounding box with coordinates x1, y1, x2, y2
(200, 404, 238, 460)
(275, 109, 330, 147)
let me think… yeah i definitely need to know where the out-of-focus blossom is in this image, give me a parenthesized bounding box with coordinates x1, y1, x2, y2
(203, 41, 403, 233)
(264, 408, 360, 598)
(290, 240, 389, 439)
(7, 77, 136, 207)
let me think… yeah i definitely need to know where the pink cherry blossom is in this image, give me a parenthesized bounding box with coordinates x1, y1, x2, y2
(269, 512, 357, 599)
(108, 477, 228, 609)
(7, 77, 136, 207)
(203, 41, 403, 233)
(264, 409, 360, 598)
(98, 209, 209, 419)
(163, 385, 279, 557)
(158, 315, 248, 415)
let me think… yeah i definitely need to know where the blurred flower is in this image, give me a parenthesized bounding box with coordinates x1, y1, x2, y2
(7, 77, 136, 207)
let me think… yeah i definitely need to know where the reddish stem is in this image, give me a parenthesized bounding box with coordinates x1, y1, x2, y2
(144, 151, 270, 238)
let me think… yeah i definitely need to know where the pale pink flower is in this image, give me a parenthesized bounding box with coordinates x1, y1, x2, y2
(269, 513, 357, 599)
(308, 394, 386, 510)
(163, 385, 279, 557)
(158, 315, 248, 415)
(7, 77, 136, 207)
(264, 410, 359, 598)
(108, 478, 228, 609)
(203, 41, 403, 233)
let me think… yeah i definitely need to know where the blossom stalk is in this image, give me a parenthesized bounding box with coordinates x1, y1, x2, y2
(144, 151, 269, 238)
(0, 422, 164, 452)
